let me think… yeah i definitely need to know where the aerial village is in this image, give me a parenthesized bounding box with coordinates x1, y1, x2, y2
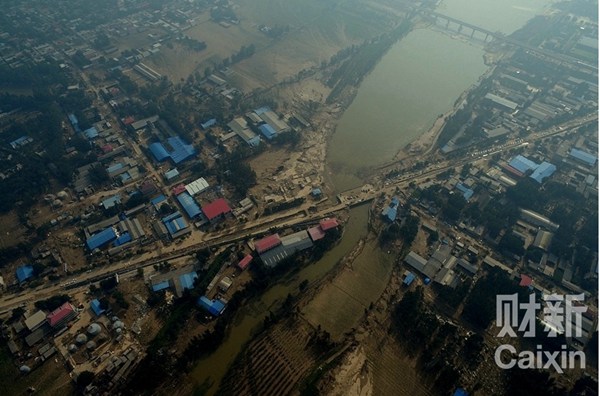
(0, 0, 597, 394)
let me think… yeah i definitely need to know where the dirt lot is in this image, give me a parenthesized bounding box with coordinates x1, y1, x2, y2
(0, 211, 28, 249)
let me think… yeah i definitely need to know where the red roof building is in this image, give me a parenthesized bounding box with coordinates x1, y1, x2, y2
(238, 254, 253, 270)
(172, 184, 187, 196)
(308, 226, 326, 241)
(501, 164, 524, 178)
(254, 234, 281, 254)
(122, 116, 135, 125)
(101, 144, 113, 154)
(202, 198, 232, 221)
(319, 218, 339, 231)
(47, 302, 76, 328)
(519, 274, 533, 287)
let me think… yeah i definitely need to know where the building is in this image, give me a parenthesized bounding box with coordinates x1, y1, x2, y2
(83, 127, 99, 140)
(201, 118, 216, 129)
(151, 268, 198, 297)
(532, 230, 553, 251)
(164, 168, 180, 182)
(176, 192, 202, 219)
(319, 218, 339, 231)
(90, 299, 105, 316)
(484, 93, 518, 111)
(519, 208, 559, 232)
(259, 231, 313, 267)
(529, 162, 556, 183)
(382, 197, 400, 222)
(218, 276, 233, 292)
(149, 136, 196, 164)
(47, 302, 77, 329)
(86, 227, 117, 250)
(16, 265, 34, 283)
(508, 155, 538, 174)
(570, 148, 597, 166)
(456, 258, 478, 276)
(185, 177, 210, 196)
(101, 195, 121, 210)
(254, 234, 282, 254)
(24, 310, 47, 332)
(403, 271, 416, 286)
(405, 252, 427, 273)
(197, 296, 227, 316)
(255, 108, 290, 134)
(151, 195, 168, 211)
(162, 212, 191, 239)
(238, 254, 253, 270)
(202, 198, 232, 222)
(308, 226, 326, 241)
(258, 124, 277, 140)
(228, 117, 260, 147)
(455, 183, 474, 201)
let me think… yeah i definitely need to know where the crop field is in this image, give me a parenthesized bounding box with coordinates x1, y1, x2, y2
(302, 240, 394, 340)
(218, 318, 317, 396)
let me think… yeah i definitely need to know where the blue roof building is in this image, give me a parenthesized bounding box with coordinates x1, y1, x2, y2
(10, 136, 32, 149)
(86, 227, 117, 250)
(570, 148, 597, 166)
(166, 136, 196, 164)
(161, 212, 191, 239)
(382, 206, 397, 222)
(164, 216, 188, 235)
(311, 188, 322, 197)
(201, 118, 216, 129)
(16, 265, 34, 283)
(151, 194, 167, 209)
(149, 142, 170, 162)
(179, 272, 198, 290)
(176, 192, 202, 218)
(382, 197, 400, 222)
(453, 389, 468, 396)
(455, 183, 474, 201)
(164, 168, 180, 181)
(101, 195, 121, 210)
(247, 135, 261, 147)
(197, 296, 227, 316)
(90, 299, 105, 316)
(530, 162, 556, 183)
(114, 232, 132, 246)
(83, 127, 99, 140)
(508, 155, 539, 174)
(403, 272, 416, 286)
(152, 280, 170, 292)
(106, 163, 124, 174)
(68, 114, 80, 132)
(258, 124, 277, 140)
(254, 106, 270, 115)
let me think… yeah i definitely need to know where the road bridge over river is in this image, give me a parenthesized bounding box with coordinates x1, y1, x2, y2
(426, 11, 598, 72)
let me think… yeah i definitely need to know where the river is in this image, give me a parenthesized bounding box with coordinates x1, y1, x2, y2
(327, 0, 553, 192)
(190, 0, 553, 393)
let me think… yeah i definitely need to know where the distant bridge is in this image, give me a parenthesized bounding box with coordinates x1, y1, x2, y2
(426, 11, 598, 72)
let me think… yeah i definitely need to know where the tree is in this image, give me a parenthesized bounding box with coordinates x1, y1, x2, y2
(76, 371, 95, 393)
(499, 233, 525, 256)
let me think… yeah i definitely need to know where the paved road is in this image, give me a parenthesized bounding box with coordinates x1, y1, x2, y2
(1, 112, 594, 314)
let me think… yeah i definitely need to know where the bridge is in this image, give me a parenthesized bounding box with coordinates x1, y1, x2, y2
(426, 11, 598, 72)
